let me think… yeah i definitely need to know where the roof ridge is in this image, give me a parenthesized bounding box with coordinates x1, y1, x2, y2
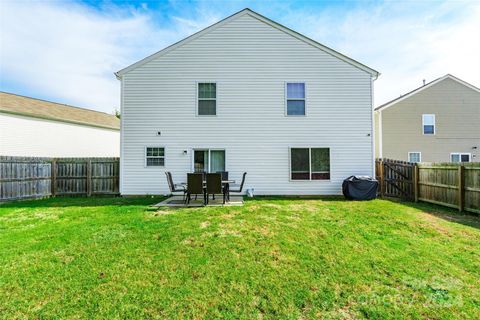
(0, 91, 116, 117)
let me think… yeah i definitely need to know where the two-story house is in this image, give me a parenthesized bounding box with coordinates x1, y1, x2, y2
(375, 74, 480, 163)
(116, 8, 379, 195)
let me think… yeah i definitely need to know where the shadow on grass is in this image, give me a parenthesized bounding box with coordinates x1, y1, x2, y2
(384, 198, 480, 230)
(0, 196, 166, 209)
(245, 195, 346, 202)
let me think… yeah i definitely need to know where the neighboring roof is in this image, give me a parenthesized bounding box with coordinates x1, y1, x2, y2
(115, 8, 379, 79)
(375, 74, 480, 112)
(0, 92, 120, 130)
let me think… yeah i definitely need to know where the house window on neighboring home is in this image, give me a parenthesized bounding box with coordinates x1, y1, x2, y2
(408, 152, 421, 163)
(286, 83, 306, 115)
(198, 83, 216, 115)
(145, 147, 165, 167)
(451, 153, 471, 163)
(422, 114, 435, 134)
(290, 148, 330, 180)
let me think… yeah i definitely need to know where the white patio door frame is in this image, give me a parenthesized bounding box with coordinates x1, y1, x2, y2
(191, 148, 226, 172)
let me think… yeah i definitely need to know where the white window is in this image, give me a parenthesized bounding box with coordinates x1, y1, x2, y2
(450, 153, 471, 163)
(145, 147, 165, 167)
(290, 148, 330, 180)
(193, 149, 225, 172)
(286, 82, 306, 116)
(408, 152, 421, 163)
(197, 83, 216, 115)
(422, 114, 435, 134)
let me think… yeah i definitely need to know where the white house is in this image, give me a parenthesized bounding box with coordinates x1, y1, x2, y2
(0, 92, 120, 157)
(116, 8, 379, 195)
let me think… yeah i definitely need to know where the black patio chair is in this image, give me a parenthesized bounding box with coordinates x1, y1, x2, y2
(165, 172, 186, 201)
(186, 173, 205, 205)
(205, 173, 226, 205)
(228, 172, 247, 199)
(216, 171, 228, 180)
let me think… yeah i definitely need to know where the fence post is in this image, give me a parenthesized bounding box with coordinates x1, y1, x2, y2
(51, 159, 56, 196)
(458, 165, 464, 212)
(414, 164, 419, 202)
(379, 160, 385, 197)
(87, 159, 92, 197)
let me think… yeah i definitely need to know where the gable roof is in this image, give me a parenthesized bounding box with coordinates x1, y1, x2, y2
(0, 92, 120, 130)
(115, 8, 379, 79)
(375, 74, 480, 112)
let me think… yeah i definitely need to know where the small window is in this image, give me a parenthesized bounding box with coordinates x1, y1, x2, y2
(286, 83, 305, 115)
(451, 153, 471, 163)
(408, 152, 421, 163)
(146, 147, 165, 167)
(290, 147, 330, 180)
(198, 83, 216, 115)
(422, 114, 435, 134)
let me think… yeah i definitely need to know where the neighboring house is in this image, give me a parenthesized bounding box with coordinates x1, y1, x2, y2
(375, 74, 480, 163)
(0, 92, 120, 157)
(116, 8, 379, 195)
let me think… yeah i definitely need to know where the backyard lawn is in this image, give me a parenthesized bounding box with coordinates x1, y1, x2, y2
(1, 197, 479, 319)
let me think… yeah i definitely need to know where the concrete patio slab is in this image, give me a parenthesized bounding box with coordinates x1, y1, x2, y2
(154, 195, 244, 207)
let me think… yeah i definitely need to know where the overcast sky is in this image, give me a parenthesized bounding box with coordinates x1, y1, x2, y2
(1, 0, 479, 114)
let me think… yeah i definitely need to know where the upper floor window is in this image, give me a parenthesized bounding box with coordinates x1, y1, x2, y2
(286, 83, 305, 116)
(408, 152, 421, 163)
(198, 83, 216, 115)
(146, 147, 165, 167)
(422, 114, 435, 134)
(451, 153, 471, 163)
(290, 147, 330, 180)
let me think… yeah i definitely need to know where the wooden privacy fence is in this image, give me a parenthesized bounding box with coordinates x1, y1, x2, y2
(376, 159, 480, 214)
(0, 156, 119, 202)
(375, 159, 415, 200)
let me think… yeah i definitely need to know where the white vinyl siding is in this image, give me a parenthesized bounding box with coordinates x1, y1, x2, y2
(0, 113, 119, 157)
(120, 13, 374, 195)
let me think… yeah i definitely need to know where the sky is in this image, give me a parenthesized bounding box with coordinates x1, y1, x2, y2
(1, 0, 479, 114)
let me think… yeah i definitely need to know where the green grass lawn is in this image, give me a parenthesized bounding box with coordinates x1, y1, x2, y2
(1, 196, 479, 319)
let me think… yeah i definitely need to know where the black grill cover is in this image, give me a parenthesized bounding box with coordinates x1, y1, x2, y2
(342, 176, 378, 200)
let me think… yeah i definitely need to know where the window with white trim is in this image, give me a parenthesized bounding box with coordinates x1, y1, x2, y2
(198, 83, 216, 115)
(422, 114, 435, 134)
(290, 148, 330, 180)
(450, 153, 471, 163)
(408, 152, 421, 163)
(286, 83, 306, 115)
(146, 147, 165, 167)
(193, 149, 225, 173)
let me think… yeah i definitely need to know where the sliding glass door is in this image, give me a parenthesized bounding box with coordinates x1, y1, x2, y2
(193, 149, 225, 173)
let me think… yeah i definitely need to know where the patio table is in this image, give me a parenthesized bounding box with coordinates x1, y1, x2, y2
(177, 180, 235, 187)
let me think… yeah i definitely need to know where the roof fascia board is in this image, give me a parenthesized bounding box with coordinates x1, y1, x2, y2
(0, 109, 120, 131)
(115, 8, 379, 79)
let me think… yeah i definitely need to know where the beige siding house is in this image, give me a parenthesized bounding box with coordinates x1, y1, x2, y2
(375, 75, 480, 162)
(0, 92, 120, 157)
(116, 8, 379, 196)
